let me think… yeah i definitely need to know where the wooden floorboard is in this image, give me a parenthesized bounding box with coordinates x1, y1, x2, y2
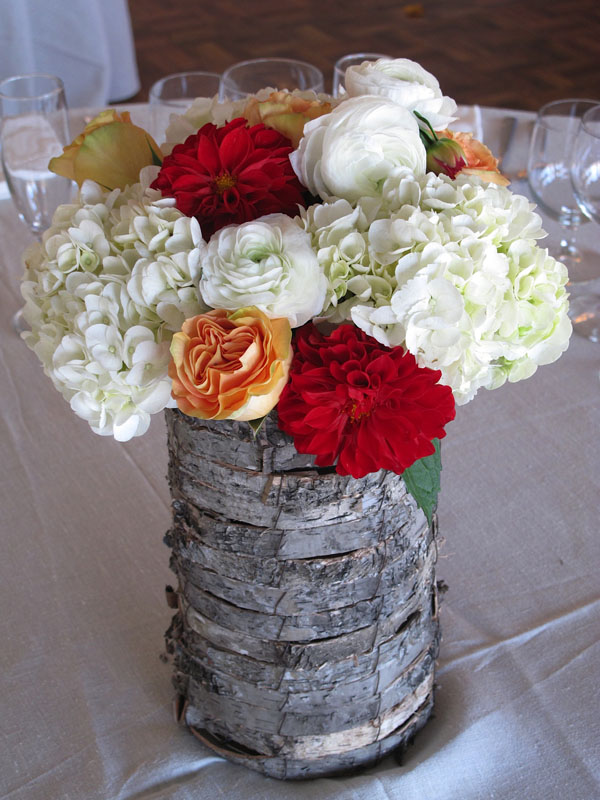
(127, 0, 600, 110)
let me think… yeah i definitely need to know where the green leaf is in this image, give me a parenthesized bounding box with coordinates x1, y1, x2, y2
(414, 110, 439, 143)
(148, 139, 163, 166)
(401, 439, 442, 525)
(248, 415, 267, 437)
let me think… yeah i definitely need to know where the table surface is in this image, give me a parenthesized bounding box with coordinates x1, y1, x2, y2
(1, 106, 599, 800)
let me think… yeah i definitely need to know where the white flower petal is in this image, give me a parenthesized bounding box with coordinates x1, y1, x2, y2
(344, 58, 457, 130)
(291, 96, 426, 203)
(200, 214, 327, 327)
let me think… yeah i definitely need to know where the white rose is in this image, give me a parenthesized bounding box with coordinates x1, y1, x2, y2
(290, 96, 426, 203)
(200, 213, 326, 327)
(344, 58, 457, 131)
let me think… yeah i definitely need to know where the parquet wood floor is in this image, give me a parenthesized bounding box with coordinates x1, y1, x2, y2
(128, 0, 600, 110)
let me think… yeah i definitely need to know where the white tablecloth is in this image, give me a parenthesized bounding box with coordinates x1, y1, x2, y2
(1, 107, 599, 800)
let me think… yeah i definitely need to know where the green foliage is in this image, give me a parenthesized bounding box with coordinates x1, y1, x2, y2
(402, 439, 442, 525)
(149, 140, 163, 166)
(248, 415, 267, 437)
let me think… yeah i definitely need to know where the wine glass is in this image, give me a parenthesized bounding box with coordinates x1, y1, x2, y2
(148, 71, 221, 143)
(219, 58, 324, 101)
(332, 52, 391, 98)
(527, 98, 598, 283)
(0, 74, 74, 333)
(569, 102, 600, 341)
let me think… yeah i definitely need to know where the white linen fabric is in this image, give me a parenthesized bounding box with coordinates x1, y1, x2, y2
(0, 0, 140, 107)
(0, 106, 599, 800)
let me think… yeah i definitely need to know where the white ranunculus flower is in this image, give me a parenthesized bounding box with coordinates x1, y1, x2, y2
(344, 58, 457, 131)
(200, 214, 327, 327)
(290, 96, 426, 203)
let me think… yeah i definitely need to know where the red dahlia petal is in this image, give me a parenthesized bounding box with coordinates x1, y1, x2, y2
(278, 324, 455, 477)
(151, 117, 306, 239)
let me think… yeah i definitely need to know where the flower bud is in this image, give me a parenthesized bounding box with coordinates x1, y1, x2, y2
(425, 136, 467, 179)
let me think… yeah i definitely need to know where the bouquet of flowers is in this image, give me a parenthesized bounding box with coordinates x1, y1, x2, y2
(21, 58, 571, 520)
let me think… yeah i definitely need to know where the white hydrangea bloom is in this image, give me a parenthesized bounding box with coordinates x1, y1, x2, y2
(301, 170, 571, 403)
(21, 176, 206, 440)
(200, 213, 327, 328)
(299, 198, 382, 317)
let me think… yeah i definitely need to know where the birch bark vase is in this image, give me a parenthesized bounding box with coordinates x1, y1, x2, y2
(164, 408, 440, 780)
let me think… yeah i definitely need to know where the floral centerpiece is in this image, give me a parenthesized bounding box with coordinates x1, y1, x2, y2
(20, 58, 572, 778)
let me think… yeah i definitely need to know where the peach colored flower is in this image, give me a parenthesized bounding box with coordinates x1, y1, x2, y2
(242, 91, 333, 147)
(49, 110, 162, 190)
(169, 307, 292, 421)
(441, 129, 510, 186)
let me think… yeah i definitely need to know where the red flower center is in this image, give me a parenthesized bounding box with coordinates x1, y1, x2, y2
(345, 397, 373, 423)
(150, 118, 307, 240)
(214, 172, 237, 194)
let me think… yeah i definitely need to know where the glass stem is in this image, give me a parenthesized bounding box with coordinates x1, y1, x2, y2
(558, 231, 579, 260)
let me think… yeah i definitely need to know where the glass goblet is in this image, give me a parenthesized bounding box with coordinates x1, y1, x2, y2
(332, 52, 391, 98)
(569, 102, 600, 341)
(148, 71, 221, 143)
(0, 73, 74, 333)
(219, 58, 324, 101)
(527, 98, 598, 283)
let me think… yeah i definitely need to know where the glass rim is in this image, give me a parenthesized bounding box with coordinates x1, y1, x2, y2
(581, 102, 600, 134)
(149, 71, 221, 101)
(221, 57, 324, 83)
(536, 97, 600, 127)
(334, 52, 391, 67)
(0, 72, 65, 101)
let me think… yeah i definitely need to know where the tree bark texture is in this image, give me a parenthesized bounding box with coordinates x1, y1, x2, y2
(164, 408, 440, 780)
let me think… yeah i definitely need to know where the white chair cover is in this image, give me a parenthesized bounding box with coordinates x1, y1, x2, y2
(0, 0, 140, 107)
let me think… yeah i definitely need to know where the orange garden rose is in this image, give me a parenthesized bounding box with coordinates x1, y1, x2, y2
(49, 110, 162, 190)
(169, 308, 292, 421)
(440, 129, 510, 186)
(242, 91, 333, 147)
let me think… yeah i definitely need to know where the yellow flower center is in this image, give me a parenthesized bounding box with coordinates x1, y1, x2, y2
(214, 173, 237, 194)
(346, 399, 372, 424)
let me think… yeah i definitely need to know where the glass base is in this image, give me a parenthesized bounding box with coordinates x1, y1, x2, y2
(568, 294, 600, 342)
(554, 243, 599, 284)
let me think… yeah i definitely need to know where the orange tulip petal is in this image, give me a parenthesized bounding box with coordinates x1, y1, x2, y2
(73, 122, 161, 189)
(49, 109, 162, 190)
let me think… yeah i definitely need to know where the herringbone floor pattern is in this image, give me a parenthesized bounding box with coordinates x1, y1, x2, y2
(128, 0, 600, 110)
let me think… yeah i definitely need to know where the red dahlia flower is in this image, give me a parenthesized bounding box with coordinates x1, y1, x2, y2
(151, 118, 306, 239)
(277, 324, 455, 479)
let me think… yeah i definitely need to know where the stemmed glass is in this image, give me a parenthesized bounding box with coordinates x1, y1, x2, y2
(219, 58, 324, 101)
(527, 98, 598, 283)
(148, 71, 221, 143)
(0, 74, 74, 333)
(570, 103, 600, 341)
